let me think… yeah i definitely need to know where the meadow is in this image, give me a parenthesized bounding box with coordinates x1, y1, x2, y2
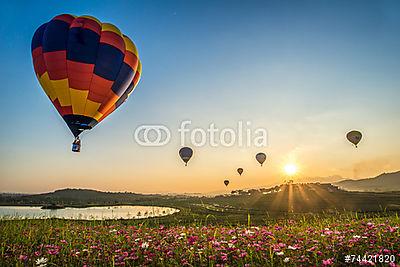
(1, 212, 399, 266)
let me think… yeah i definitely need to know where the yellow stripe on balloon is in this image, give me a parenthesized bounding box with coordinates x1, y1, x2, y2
(101, 23, 122, 36)
(38, 72, 57, 101)
(123, 36, 139, 56)
(69, 88, 88, 115)
(51, 78, 71, 106)
(83, 99, 101, 118)
(93, 111, 104, 121)
(80, 15, 101, 25)
(137, 60, 142, 74)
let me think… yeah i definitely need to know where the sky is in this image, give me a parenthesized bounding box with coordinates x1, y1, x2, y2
(0, 0, 399, 194)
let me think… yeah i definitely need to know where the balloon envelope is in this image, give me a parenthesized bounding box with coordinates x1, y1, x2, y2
(256, 152, 266, 166)
(346, 130, 362, 147)
(224, 180, 230, 186)
(237, 168, 243, 175)
(31, 14, 142, 137)
(179, 147, 193, 166)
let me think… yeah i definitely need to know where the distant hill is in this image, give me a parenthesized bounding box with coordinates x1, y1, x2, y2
(0, 188, 188, 207)
(1, 184, 400, 213)
(335, 171, 400, 192)
(225, 183, 400, 212)
(297, 175, 344, 184)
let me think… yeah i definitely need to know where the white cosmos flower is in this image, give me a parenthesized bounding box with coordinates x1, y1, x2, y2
(244, 230, 254, 235)
(284, 257, 290, 263)
(36, 257, 48, 267)
(141, 242, 149, 249)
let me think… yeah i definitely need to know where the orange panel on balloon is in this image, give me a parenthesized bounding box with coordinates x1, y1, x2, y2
(98, 105, 116, 122)
(124, 51, 139, 70)
(98, 92, 119, 114)
(89, 74, 113, 97)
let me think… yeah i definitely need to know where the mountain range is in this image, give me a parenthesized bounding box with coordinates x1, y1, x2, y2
(334, 171, 400, 192)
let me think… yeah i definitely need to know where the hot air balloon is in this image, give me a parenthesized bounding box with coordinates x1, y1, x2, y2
(256, 152, 266, 166)
(31, 14, 142, 152)
(346, 130, 362, 148)
(237, 168, 243, 176)
(224, 180, 230, 187)
(179, 147, 193, 166)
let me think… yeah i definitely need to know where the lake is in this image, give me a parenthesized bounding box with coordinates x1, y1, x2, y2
(0, 206, 179, 220)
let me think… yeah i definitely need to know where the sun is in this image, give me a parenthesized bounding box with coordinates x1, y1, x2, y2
(284, 164, 298, 176)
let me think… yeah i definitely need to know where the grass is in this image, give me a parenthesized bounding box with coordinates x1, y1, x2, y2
(1, 212, 399, 266)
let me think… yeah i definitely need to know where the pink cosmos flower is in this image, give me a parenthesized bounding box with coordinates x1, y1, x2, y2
(322, 258, 334, 266)
(19, 255, 28, 261)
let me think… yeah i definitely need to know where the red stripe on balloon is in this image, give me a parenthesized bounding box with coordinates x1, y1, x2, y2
(87, 91, 105, 103)
(53, 99, 73, 116)
(123, 51, 139, 70)
(32, 47, 46, 76)
(53, 14, 75, 24)
(43, 51, 68, 80)
(100, 31, 125, 53)
(67, 60, 94, 90)
(70, 17, 101, 35)
(132, 70, 141, 87)
(89, 74, 113, 97)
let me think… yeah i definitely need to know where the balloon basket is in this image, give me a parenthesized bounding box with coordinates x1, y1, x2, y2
(72, 138, 81, 153)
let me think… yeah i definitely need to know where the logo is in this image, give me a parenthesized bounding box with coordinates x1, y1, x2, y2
(133, 125, 171, 146)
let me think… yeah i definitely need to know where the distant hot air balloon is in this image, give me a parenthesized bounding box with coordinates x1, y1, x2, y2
(346, 130, 362, 148)
(31, 14, 142, 152)
(179, 147, 193, 166)
(256, 152, 266, 166)
(224, 180, 230, 187)
(237, 168, 243, 176)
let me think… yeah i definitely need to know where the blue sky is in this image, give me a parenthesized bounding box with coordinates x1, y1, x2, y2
(0, 0, 399, 193)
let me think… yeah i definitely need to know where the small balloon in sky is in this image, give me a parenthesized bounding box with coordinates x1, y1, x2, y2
(256, 152, 267, 166)
(179, 147, 193, 166)
(346, 130, 362, 148)
(237, 168, 243, 176)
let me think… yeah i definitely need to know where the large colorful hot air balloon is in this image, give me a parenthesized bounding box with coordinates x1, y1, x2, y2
(179, 147, 193, 166)
(31, 14, 142, 152)
(346, 130, 362, 148)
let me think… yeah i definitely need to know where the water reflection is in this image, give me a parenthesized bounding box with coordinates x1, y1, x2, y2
(0, 206, 179, 220)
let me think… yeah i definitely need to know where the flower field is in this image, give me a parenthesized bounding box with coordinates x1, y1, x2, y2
(1, 213, 400, 266)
